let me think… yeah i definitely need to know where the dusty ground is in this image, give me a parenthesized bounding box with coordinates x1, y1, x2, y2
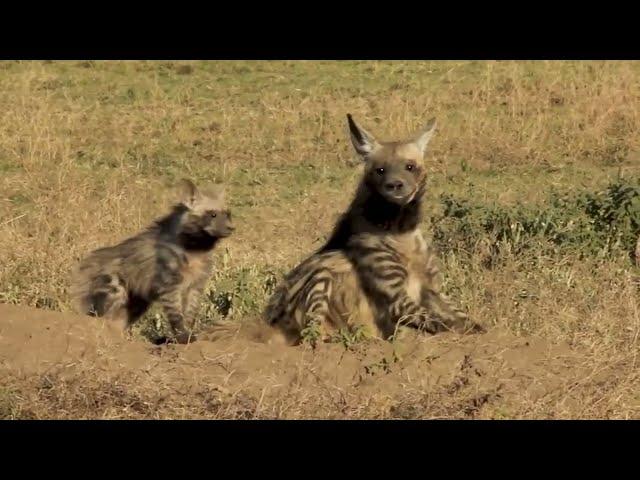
(1, 302, 635, 419)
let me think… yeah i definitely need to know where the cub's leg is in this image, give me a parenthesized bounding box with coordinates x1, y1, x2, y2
(84, 274, 134, 338)
(158, 284, 196, 344)
(154, 246, 196, 344)
(181, 276, 208, 330)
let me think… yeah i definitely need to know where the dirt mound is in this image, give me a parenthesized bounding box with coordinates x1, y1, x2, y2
(0, 303, 632, 419)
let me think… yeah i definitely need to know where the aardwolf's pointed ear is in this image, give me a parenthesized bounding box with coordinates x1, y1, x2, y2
(412, 117, 437, 156)
(178, 179, 201, 208)
(347, 114, 380, 158)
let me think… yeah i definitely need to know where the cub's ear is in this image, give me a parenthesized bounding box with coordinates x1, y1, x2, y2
(412, 117, 437, 156)
(178, 179, 201, 208)
(347, 113, 380, 158)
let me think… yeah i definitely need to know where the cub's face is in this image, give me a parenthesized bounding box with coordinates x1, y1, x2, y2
(179, 180, 234, 238)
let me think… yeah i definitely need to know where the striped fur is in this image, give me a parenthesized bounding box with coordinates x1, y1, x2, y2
(71, 179, 234, 344)
(264, 250, 375, 345)
(265, 115, 483, 344)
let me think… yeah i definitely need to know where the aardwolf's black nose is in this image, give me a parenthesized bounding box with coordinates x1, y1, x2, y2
(384, 180, 404, 192)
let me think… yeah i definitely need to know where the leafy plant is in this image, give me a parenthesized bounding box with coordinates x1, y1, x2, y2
(431, 178, 640, 264)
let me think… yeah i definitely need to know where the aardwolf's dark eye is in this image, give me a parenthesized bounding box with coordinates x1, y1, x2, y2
(406, 163, 415, 172)
(208, 211, 217, 218)
(376, 168, 385, 176)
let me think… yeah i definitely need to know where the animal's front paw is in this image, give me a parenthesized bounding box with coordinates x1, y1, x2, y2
(398, 312, 447, 334)
(174, 330, 197, 344)
(465, 321, 486, 334)
(447, 317, 486, 335)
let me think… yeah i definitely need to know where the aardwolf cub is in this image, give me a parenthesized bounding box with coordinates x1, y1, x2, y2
(71, 179, 234, 344)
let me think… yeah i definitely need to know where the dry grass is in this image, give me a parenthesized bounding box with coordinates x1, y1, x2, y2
(1, 60, 640, 418)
